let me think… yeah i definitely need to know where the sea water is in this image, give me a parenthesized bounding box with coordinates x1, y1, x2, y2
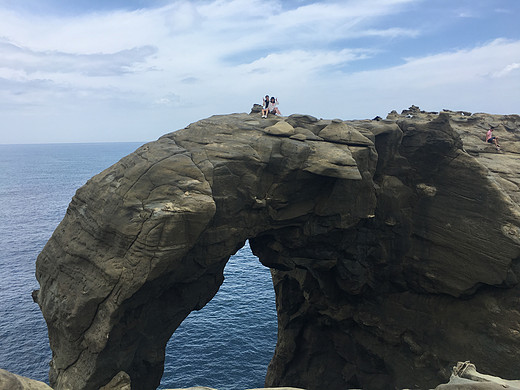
(0, 143, 277, 390)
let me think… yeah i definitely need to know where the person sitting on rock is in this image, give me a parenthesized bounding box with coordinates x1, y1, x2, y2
(261, 95, 270, 118)
(268, 97, 281, 116)
(486, 128, 501, 150)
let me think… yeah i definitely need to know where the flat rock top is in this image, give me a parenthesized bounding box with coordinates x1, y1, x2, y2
(396, 108, 520, 205)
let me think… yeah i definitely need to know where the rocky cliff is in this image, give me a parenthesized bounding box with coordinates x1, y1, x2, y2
(34, 106, 520, 389)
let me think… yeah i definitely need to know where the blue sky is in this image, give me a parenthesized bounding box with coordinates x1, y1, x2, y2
(0, 0, 518, 144)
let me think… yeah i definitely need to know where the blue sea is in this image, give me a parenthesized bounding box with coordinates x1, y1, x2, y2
(0, 143, 277, 390)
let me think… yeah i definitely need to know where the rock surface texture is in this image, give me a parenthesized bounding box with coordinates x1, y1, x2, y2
(35, 107, 520, 390)
(435, 361, 520, 389)
(0, 368, 52, 390)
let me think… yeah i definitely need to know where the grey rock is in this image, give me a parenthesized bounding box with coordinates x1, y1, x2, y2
(264, 120, 296, 136)
(35, 109, 520, 390)
(318, 120, 373, 146)
(435, 361, 520, 389)
(99, 372, 131, 390)
(0, 369, 52, 390)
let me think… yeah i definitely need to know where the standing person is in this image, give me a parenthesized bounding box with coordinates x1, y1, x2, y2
(268, 97, 281, 116)
(486, 128, 501, 150)
(261, 95, 269, 118)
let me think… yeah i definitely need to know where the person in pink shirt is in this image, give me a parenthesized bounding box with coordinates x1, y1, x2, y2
(486, 128, 501, 150)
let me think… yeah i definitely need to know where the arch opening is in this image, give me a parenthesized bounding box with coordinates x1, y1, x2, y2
(160, 241, 277, 390)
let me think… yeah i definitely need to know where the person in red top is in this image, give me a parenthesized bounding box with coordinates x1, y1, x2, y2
(486, 128, 501, 150)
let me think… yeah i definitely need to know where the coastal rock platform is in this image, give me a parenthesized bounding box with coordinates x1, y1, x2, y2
(0, 368, 52, 390)
(33, 106, 520, 389)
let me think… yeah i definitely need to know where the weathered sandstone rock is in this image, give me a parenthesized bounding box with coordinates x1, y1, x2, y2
(98, 371, 130, 390)
(0, 368, 52, 390)
(435, 361, 520, 389)
(35, 107, 520, 389)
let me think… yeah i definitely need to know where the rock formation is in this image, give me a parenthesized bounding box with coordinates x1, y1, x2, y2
(435, 361, 520, 389)
(0, 368, 52, 390)
(34, 106, 520, 389)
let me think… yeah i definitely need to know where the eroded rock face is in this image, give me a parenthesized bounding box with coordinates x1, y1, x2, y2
(0, 368, 52, 390)
(35, 108, 520, 389)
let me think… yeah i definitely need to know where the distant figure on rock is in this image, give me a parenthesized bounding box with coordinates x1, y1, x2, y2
(268, 96, 281, 116)
(261, 95, 270, 118)
(486, 128, 501, 150)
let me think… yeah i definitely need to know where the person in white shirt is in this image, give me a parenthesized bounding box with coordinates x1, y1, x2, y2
(268, 97, 281, 116)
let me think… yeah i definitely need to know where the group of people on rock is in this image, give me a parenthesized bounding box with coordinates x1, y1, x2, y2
(257, 98, 503, 152)
(261, 95, 281, 118)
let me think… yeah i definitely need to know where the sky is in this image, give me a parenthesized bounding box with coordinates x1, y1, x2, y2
(0, 0, 519, 144)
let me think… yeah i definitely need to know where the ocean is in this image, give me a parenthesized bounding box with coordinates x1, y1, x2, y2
(0, 143, 277, 390)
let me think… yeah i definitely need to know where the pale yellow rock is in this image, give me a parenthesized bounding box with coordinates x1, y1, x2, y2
(435, 361, 520, 389)
(264, 120, 296, 136)
(0, 368, 52, 390)
(289, 133, 307, 141)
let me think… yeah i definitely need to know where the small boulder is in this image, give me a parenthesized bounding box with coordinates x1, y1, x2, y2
(264, 120, 296, 136)
(318, 121, 373, 146)
(0, 369, 52, 390)
(303, 141, 362, 180)
(250, 104, 263, 114)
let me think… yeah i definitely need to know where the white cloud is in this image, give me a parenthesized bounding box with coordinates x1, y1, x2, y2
(491, 62, 520, 78)
(0, 0, 518, 144)
(359, 27, 419, 38)
(457, 11, 476, 18)
(314, 38, 520, 118)
(0, 39, 157, 76)
(401, 39, 520, 85)
(238, 49, 372, 74)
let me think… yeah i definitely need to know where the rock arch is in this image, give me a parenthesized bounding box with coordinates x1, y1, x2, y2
(161, 242, 277, 390)
(35, 110, 520, 389)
